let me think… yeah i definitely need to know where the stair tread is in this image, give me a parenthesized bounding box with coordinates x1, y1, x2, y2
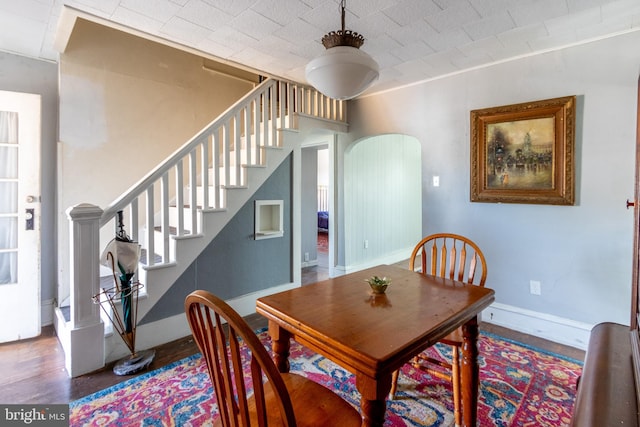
(139, 248, 163, 265)
(153, 226, 193, 235)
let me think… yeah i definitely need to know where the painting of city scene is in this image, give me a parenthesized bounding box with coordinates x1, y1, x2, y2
(470, 96, 575, 205)
(486, 117, 554, 190)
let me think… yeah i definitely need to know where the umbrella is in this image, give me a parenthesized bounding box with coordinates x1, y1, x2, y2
(96, 211, 153, 374)
(100, 224, 140, 335)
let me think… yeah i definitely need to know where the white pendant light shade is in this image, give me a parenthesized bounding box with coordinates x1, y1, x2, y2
(305, 46, 379, 100)
(305, 0, 379, 100)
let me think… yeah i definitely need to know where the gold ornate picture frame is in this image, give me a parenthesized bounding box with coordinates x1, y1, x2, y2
(470, 96, 576, 205)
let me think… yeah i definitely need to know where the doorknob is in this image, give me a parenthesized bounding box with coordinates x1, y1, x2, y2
(627, 199, 636, 209)
(25, 195, 40, 203)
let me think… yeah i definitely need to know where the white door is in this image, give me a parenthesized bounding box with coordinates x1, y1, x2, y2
(0, 90, 41, 342)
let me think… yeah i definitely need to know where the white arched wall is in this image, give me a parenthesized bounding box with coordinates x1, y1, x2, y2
(342, 134, 422, 271)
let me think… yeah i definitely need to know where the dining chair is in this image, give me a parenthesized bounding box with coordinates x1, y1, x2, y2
(389, 233, 487, 427)
(185, 290, 362, 427)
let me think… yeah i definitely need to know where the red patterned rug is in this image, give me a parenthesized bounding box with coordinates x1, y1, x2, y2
(70, 330, 581, 426)
(317, 231, 328, 253)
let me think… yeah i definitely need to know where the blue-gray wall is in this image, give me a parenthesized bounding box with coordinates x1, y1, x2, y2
(347, 31, 639, 327)
(140, 155, 293, 324)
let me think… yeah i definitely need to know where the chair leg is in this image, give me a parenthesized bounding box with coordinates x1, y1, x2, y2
(389, 369, 400, 400)
(451, 346, 461, 427)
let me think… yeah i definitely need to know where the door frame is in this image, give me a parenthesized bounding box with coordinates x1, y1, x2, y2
(631, 75, 640, 329)
(300, 136, 336, 277)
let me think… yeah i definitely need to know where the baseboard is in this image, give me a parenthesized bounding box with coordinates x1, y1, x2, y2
(102, 288, 591, 362)
(103, 282, 300, 363)
(481, 302, 593, 351)
(301, 259, 319, 268)
(335, 248, 413, 274)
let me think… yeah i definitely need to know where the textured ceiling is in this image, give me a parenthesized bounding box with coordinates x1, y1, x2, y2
(1, 0, 639, 97)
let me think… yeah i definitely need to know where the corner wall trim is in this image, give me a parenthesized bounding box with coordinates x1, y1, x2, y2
(482, 302, 593, 351)
(42, 298, 54, 326)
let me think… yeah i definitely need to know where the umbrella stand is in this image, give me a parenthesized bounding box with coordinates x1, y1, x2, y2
(93, 211, 155, 375)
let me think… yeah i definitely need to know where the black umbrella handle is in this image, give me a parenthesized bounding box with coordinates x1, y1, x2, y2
(115, 210, 132, 242)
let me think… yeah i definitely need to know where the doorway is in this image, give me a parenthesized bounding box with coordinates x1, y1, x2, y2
(301, 143, 331, 284)
(316, 147, 329, 275)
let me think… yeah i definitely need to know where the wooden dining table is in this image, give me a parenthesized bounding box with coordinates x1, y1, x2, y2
(256, 264, 495, 427)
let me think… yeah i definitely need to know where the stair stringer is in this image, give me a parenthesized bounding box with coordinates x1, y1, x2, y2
(136, 113, 348, 322)
(136, 147, 293, 319)
(104, 117, 349, 362)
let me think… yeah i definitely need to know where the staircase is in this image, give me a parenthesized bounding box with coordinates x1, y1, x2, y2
(56, 78, 347, 376)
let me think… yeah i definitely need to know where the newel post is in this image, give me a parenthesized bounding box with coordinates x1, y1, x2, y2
(65, 203, 105, 377)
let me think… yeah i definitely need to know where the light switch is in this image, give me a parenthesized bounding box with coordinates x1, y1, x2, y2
(433, 176, 440, 187)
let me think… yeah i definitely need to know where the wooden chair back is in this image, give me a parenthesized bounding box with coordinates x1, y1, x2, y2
(409, 233, 487, 286)
(392, 233, 488, 424)
(185, 290, 296, 427)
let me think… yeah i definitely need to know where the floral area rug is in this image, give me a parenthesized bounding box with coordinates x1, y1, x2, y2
(70, 330, 582, 426)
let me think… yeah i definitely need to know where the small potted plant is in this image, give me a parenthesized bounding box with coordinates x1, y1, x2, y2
(366, 276, 391, 294)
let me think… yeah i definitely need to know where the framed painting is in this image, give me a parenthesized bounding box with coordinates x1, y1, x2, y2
(470, 96, 576, 205)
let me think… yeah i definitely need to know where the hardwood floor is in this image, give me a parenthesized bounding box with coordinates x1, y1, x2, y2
(0, 260, 585, 405)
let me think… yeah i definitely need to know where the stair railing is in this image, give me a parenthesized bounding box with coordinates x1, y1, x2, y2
(62, 78, 344, 377)
(97, 78, 345, 267)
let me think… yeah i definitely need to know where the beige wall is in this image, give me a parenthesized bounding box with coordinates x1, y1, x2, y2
(57, 19, 256, 303)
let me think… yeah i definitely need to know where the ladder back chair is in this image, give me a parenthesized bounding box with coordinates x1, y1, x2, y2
(185, 290, 362, 427)
(389, 233, 487, 427)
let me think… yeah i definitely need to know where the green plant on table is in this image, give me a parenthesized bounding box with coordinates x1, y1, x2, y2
(366, 276, 391, 294)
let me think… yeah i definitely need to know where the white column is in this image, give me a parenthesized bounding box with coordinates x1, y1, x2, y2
(65, 203, 105, 377)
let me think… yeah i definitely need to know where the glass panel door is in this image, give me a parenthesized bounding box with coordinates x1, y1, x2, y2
(0, 111, 18, 285)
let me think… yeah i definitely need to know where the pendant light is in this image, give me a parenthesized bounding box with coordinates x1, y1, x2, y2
(305, 0, 379, 100)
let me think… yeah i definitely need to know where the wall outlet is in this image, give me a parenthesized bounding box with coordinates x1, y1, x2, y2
(364, 240, 369, 249)
(304, 252, 309, 262)
(530, 280, 541, 295)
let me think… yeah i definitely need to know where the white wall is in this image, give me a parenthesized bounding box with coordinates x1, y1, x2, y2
(348, 30, 640, 329)
(318, 148, 329, 186)
(342, 134, 422, 271)
(301, 146, 319, 265)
